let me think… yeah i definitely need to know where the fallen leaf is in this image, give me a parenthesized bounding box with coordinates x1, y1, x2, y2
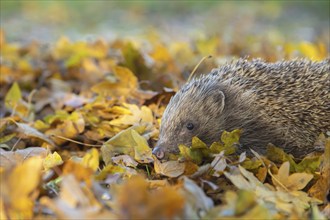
(112, 155, 138, 168)
(210, 152, 227, 177)
(16, 122, 55, 147)
(112, 175, 185, 219)
(153, 155, 185, 178)
(179, 177, 214, 219)
(43, 151, 63, 171)
(101, 125, 153, 164)
(308, 138, 330, 202)
(62, 160, 94, 187)
(0, 157, 43, 219)
(272, 161, 313, 191)
(91, 66, 138, 97)
(81, 148, 99, 172)
(40, 174, 114, 219)
(4, 82, 21, 109)
(0, 147, 47, 169)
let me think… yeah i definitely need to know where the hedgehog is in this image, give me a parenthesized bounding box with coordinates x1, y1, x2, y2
(153, 58, 330, 159)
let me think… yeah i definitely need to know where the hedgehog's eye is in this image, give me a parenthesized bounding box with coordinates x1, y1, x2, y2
(186, 123, 194, 130)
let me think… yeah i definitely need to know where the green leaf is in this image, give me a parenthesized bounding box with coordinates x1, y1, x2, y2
(266, 144, 297, 171)
(0, 133, 16, 144)
(295, 155, 321, 173)
(178, 144, 203, 165)
(191, 136, 207, 149)
(221, 129, 241, 148)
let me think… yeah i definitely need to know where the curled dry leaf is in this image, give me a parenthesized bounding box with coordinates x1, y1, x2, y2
(153, 155, 185, 178)
(210, 152, 227, 177)
(112, 155, 138, 168)
(16, 122, 55, 147)
(101, 125, 153, 164)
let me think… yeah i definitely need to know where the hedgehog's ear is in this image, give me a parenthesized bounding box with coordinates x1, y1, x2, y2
(208, 90, 225, 113)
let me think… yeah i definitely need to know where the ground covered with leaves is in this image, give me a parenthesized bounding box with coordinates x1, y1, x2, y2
(0, 25, 329, 220)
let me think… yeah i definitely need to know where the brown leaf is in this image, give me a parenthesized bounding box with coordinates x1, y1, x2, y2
(309, 138, 330, 202)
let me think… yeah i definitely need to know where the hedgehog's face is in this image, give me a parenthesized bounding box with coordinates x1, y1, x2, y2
(153, 80, 225, 159)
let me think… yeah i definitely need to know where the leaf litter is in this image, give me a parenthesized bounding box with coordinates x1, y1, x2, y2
(0, 29, 329, 219)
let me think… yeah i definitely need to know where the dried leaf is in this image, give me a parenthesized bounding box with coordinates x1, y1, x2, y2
(43, 151, 63, 170)
(1, 157, 43, 219)
(154, 156, 185, 178)
(81, 148, 99, 171)
(101, 125, 153, 164)
(112, 155, 138, 168)
(5, 82, 22, 109)
(180, 177, 214, 219)
(272, 161, 313, 191)
(16, 122, 55, 147)
(0, 147, 47, 169)
(308, 138, 330, 202)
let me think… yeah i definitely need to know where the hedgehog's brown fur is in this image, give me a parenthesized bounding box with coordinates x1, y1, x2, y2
(154, 58, 330, 158)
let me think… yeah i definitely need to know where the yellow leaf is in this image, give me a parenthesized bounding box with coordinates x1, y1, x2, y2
(1, 157, 43, 219)
(91, 66, 138, 97)
(196, 36, 220, 56)
(69, 112, 85, 133)
(221, 129, 241, 148)
(191, 136, 207, 149)
(0, 29, 5, 46)
(275, 161, 290, 186)
(45, 120, 79, 145)
(131, 130, 153, 163)
(286, 173, 313, 191)
(150, 43, 172, 63)
(235, 190, 256, 215)
(272, 161, 313, 191)
(94, 164, 126, 181)
(81, 148, 99, 171)
(101, 125, 153, 164)
(5, 82, 21, 109)
(63, 160, 94, 187)
(113, 175, 185, 219)
(169, 42, 195, 65)
(109, 103, 153, 127)
(299, 42, 322, 61)
(43, 151, 63, 170)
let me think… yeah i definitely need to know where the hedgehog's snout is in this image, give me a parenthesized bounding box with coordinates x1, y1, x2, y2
(152, 145, 165, 159)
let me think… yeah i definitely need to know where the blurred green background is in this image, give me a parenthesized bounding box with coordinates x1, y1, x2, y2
(1, 0, 329, 48)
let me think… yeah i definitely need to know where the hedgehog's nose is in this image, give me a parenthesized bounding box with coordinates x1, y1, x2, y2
(152, 146, 165, 159)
